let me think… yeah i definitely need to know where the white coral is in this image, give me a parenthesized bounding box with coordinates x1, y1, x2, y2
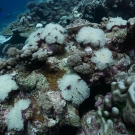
(58, 74, 90, 105)
(76, 26, 106, 47)
(91, 48, 114, 70)
(0, 74, 18, 102)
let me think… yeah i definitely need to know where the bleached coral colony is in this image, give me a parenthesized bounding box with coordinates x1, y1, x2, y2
(1, 0, 135, 134)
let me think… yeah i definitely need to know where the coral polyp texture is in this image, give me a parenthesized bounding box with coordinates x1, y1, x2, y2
(1, 0, 135, 134)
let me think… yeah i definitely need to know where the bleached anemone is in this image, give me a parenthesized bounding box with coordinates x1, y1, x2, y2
(91, 48, 114, 70)
(58, 74, 90, 105)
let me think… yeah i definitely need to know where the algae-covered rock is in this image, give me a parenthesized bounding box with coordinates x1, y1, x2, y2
(16, 71, 49, 91)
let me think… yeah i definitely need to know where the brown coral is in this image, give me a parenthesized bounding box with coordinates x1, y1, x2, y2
(41, 67, 66, 90)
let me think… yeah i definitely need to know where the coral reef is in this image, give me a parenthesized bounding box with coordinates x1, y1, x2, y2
(1, 0, 135, 134)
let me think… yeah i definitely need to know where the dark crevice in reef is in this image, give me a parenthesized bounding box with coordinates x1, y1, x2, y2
(58, 125, 78, 135)
(78, 77, 111, 118)
(94, 5, 108, 23)
(46, 125, 78, 135)
(7, 30, 27, 44)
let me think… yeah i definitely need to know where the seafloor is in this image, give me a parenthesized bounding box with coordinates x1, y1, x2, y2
(1, 0, 135, 135)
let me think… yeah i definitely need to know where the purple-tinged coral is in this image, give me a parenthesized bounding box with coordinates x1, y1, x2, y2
(37, 91, 66, 115)
(84, 47, 93, 55)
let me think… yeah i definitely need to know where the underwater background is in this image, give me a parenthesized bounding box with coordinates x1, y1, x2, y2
(1, 0, 135, 135)
(0, 0, 30, 30)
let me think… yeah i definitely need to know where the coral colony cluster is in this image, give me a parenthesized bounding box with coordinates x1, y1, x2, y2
(1, 0, 135, 134)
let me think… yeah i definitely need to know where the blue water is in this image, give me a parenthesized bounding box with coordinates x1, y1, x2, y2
(0, 0, 33, 31)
